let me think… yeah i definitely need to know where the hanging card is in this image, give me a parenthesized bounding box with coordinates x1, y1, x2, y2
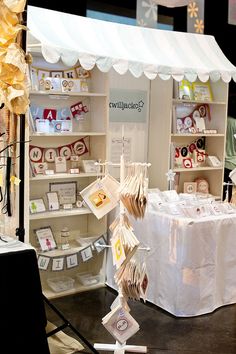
(80, 175, 120, 219)
(111, 230, 126, 269)
(102, 305, 139, 344)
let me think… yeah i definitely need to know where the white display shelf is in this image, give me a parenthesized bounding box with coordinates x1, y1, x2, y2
(173, 166, 223, 172)
(26, 55, 108, 300)
(171, 133, 224, 137)
(30, 90, 107, 97)
(43, 282, 106, 300)
(30, 132, 106, 137)
(30, 172, 103, 181)
(172, 98, 226, 105)
(29, 207, 91, 220)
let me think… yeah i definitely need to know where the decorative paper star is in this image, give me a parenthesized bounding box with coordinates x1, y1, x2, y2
(165, 169, 176, 182)
(138, 100, 144, 108)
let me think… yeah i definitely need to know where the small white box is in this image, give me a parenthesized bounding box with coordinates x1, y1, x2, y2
(76, 272, 101, 286)
(47, 276, 75, 293)
(76, 235, 99, 247)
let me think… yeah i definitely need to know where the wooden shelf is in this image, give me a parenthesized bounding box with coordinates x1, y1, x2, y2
(30, 132, 106, 137)
(30, 90, 107, 97)
(30, 172, 103, 181)
(29, 207, 91, 220)
(172, 98, 226, 105)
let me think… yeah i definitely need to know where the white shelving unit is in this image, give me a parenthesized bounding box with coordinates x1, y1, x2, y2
(148, 76, 228, 198)
(25, 54, 109, 299)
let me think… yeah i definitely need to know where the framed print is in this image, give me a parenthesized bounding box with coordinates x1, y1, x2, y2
(183, 182, 197, 194)
(34, 162, 48, 175)
(47, 192, 60, 211)
(35, 227, 57, 252)
(192, 81, 213, 101)
(49, 181, 77, 205)
(82, 160, 100, 173)
(55, 156, 67, 173)
(29, 198, 46, 214)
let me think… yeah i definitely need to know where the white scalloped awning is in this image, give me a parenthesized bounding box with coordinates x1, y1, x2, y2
(27, 5, 236, 82)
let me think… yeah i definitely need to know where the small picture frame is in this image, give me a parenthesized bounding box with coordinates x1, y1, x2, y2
(192, 81, 213, 101)
(34, 162, 48, 175)
(47, 192, 60, 211)
(183, 182, 197, 194)
(35, 226, 57, 252)
(29, 198, 46, 214)
(49, 181, 77, 205)
(55, 156, 67, 173)
(82, 160, 100, 173)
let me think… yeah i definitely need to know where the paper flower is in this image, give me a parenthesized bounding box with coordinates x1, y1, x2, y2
(142, 0, 157, 21)
(188, 2, 199, 18)
(194, 19, 204, 33)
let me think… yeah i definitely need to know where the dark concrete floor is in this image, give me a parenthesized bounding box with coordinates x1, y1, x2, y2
(46, 286, 236, 354)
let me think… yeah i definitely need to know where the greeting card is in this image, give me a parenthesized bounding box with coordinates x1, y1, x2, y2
(102, 305, 139, 344)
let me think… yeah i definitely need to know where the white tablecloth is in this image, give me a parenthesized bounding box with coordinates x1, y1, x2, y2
(106, 210, 236, 317)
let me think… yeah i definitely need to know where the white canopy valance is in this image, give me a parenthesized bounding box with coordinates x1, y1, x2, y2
(27, 5, 236, 82)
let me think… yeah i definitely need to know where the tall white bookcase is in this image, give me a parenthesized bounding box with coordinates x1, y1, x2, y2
(25, 54, 109, 299)
(148, 76, 228, 199)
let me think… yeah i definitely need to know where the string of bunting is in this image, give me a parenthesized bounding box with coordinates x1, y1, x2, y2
(38, 234, 107, 271)
(30, 64, 90, 82)
(29, 137, 89, 163)
(174, 136, 207, 168)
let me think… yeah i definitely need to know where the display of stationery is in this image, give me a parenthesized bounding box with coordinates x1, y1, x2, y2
(119, 164, 149, 219)
(177, 80, 213, 102)
(147, 189, 236, 218)
(29, 102, 89, 133)
(29, 137, 90, 177)
(94, 153, 150, 353)
(173, 103, 211, 134)
(172, 136, 209, 168)
(30, 64, 90, 92)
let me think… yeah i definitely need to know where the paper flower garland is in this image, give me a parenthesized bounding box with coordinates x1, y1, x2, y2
(0, 0, 29, 114)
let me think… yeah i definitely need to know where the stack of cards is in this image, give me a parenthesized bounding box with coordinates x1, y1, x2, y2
(102, 305, 139, 344)
(117, 259, 149, 302)
(110, 216, 140, 271)
(119, 164, 148, 219)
